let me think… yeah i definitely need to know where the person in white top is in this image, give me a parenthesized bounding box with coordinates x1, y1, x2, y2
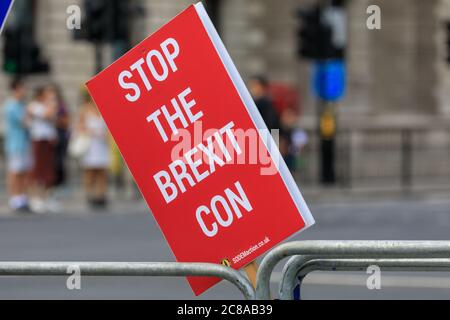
(27, 85, 58, 213)
(76, 92, 110, 209)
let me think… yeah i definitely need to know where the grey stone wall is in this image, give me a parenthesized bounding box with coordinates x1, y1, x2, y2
(0, 0, 449, 129)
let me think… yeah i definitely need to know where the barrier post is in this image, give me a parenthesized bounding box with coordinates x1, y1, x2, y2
(279, 258, 450, 300)
(256, 240, 450, 299)
(244, 261, 259, 289)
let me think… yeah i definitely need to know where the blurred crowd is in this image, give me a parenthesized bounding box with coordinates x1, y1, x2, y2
(3, 77, 110, 213)
(2, 75, 307, 214)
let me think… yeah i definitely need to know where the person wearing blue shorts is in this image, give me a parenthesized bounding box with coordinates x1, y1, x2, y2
(3, 78, 32, 212)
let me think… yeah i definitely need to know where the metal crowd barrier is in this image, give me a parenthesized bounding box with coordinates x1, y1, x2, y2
(3, 241, 450, 300)
(279, 257, 450, 300)
(0, 262, 255, 300)
(255, 241, 450, 300)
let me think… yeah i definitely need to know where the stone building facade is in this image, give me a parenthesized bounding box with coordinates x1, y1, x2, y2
(1, 0, 449, 125)
(0, 0, 449, 188)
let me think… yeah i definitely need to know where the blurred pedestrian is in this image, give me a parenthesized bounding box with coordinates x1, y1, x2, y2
(75, 92, 110, 209)
(27, 85, 58, 213)
(53, 85, 70, 189)
(3, 77, 32, 212)
(249, 75, 296, 169)
(248, 75, 280, 131)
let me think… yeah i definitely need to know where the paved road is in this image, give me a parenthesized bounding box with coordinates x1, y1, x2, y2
(0, 195, 450, 299)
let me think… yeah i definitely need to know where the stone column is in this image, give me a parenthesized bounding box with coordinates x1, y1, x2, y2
(369, 0, 438, 115)
(436, 0, 450, 117)
(342, 0, 372, 116)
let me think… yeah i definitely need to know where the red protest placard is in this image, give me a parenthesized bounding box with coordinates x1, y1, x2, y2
(86, 3, 314, 296)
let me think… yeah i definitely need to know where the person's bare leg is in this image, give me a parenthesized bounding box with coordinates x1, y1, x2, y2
(84, 169, 94, 198)
(8, 171, 32, 211)
(6, 172, 12, 197)
(31, 181, 45, 199)
(98, 169, 107, 199)
(94, 169, 108, 208)
(16, 172, 27, 195)
(16, 172, 30, 210)
(6, 171, 18, 198)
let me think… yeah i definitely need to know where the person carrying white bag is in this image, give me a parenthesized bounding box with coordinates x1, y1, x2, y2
(70, 91, 110, 209)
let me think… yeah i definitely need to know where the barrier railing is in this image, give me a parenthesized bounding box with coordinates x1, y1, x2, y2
(278, 257, 450, 300)
(255, 241, 450, 300)
(4, 241, 450, 300)
(0, 261, 255, 300)
(296, 127, 450, 191)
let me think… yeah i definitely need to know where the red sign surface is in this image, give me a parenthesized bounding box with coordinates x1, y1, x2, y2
(86, 3, 314, 295)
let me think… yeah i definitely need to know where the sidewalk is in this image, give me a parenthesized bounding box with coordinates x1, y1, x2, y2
(2, 183, 450, 218)
(0, 187, 149, 218)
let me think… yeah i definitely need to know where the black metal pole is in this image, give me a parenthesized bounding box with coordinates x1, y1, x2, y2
(95, 42, 103, 74)
(401, 129, 412, 192)
(318, 100, 336, 185)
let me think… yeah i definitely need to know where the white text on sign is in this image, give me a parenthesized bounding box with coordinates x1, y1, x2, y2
(118, 38, 180, 102)
(117, 39, 253, 238)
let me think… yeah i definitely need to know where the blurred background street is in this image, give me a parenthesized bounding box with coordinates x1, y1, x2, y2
(1, 195, 450, 299)
(1, 0, 450, 299)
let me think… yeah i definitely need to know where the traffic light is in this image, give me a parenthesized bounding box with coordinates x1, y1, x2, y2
(3, 28, 20, 73)
(77, 0, 131, 43)
(84, 0, 111, 42)
(3, 27, 49, 74)
(297, 3, 347, 185)
(297, 6, 331, 60)
(111, 0, 131, 41)
(296, 3, 346, 61)
(2, 0, 50, 75)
